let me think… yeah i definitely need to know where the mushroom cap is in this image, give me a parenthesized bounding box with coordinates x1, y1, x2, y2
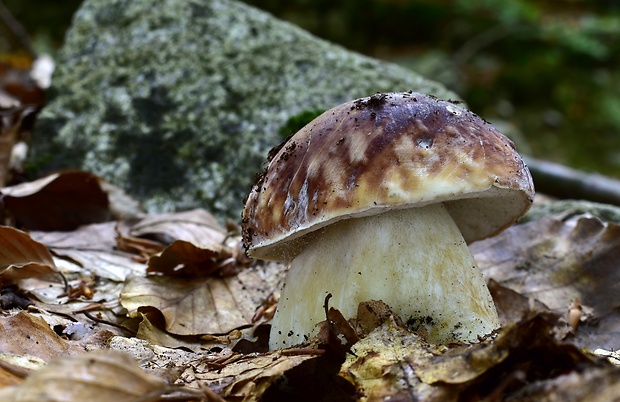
(242, 92, 534, 261)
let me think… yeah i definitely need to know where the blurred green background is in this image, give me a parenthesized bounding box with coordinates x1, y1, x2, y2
(2, 0, 620, 177)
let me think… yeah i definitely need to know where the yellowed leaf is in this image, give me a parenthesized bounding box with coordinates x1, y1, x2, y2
(340, 310, 620, 401)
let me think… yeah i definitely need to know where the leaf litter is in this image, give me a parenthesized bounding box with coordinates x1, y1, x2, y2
(0, 171, 619, 400)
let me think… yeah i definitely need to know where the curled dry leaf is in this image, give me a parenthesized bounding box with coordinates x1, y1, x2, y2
(0, 170, 110, 231)
(131, 310, 212, 353)
(0, 226, 56, 279)
(0, 350, 172, 402)
(473, 215, 620, 351)
(147, 240, 227, 277)
(129, 209, 245, 277)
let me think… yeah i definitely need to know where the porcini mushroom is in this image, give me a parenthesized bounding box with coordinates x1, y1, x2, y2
(242, 92, 534, 349)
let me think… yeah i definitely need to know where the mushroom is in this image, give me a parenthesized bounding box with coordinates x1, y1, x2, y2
(242, 92, 534, 349)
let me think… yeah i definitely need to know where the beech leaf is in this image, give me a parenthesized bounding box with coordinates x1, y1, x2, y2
(29, 222, 146, 282)
(473, 215, 620, 350)
(0, 312, 93, 362)
(121, 262, 284, 335)
(0, 226, 56, 279)
(147, 239, 225, 277)
(129, 208, 227, 248)
(0, 170, 110, 231)
(0, 350, 169, 402)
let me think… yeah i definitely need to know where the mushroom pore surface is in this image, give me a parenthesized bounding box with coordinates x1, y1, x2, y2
(269, 203, 499, 349)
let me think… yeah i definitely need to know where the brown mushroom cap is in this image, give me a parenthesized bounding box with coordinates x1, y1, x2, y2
(243, 92, 534, 261)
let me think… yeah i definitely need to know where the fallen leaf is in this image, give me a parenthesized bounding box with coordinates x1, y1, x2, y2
(487, 279, 555, 327)
(121, 261, 285, 336)
(147, 239, 226, 277)
(29, 222, 146, 281)
(1, 170, 110, 231)
(0, 226, 56, 279)
(131, 310, 209, 353)
(340, 310, 620, 401)
(0, 312, 91, 361)
(197, 350, 321, 401)
(473, 215, 620, 351)
(129, 209, 227, 248)
(0, 350, 181, 402)
(121, 276, 252, 335)
(0, 353, 45, 388)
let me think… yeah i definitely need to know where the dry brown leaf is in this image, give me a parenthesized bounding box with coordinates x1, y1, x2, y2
(30, 222, 147, 281)
(473, 215, 620, 351)
(121, 261, 285, 336)
(129, 209, 244, 277)
(121, 276, 252, 336)
(0, 353, 45, 388)
(488, 279, 554, 327)
(0, 170, 110, 231)
(129, 208, 227, 248)
(0, 226, 56, 279)
(0, 350, 178, 402)
(0, 312, 91, 361)
(147, 239, 227, 277)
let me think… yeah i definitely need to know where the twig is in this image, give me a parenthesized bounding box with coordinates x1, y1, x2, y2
(81, 311, 137, 335)
(524, 156, 620, 206)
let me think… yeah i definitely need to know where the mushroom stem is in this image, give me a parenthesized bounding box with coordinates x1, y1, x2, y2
(269, 203, 500, 349)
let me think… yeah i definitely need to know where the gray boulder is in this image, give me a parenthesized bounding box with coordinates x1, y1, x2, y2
(31, 0, 458, 221)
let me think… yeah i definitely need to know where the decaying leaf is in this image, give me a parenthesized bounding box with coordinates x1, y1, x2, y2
(121, 261, 284, 336)
(340, 309, 620, 401)
(473, 215, 620, 351)
(0, 226, 56, 279)
(0, 170, 110, 231)
(107, 334, 325, 401)
(0, 350, 194, 402)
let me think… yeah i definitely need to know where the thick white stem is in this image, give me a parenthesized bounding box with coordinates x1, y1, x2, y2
(269, 203, 499, 349)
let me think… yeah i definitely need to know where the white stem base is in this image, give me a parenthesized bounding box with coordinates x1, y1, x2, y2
(269, 203, 499, 349)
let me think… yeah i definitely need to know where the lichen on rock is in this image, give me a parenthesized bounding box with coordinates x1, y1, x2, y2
(31, 0, 458, 220)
